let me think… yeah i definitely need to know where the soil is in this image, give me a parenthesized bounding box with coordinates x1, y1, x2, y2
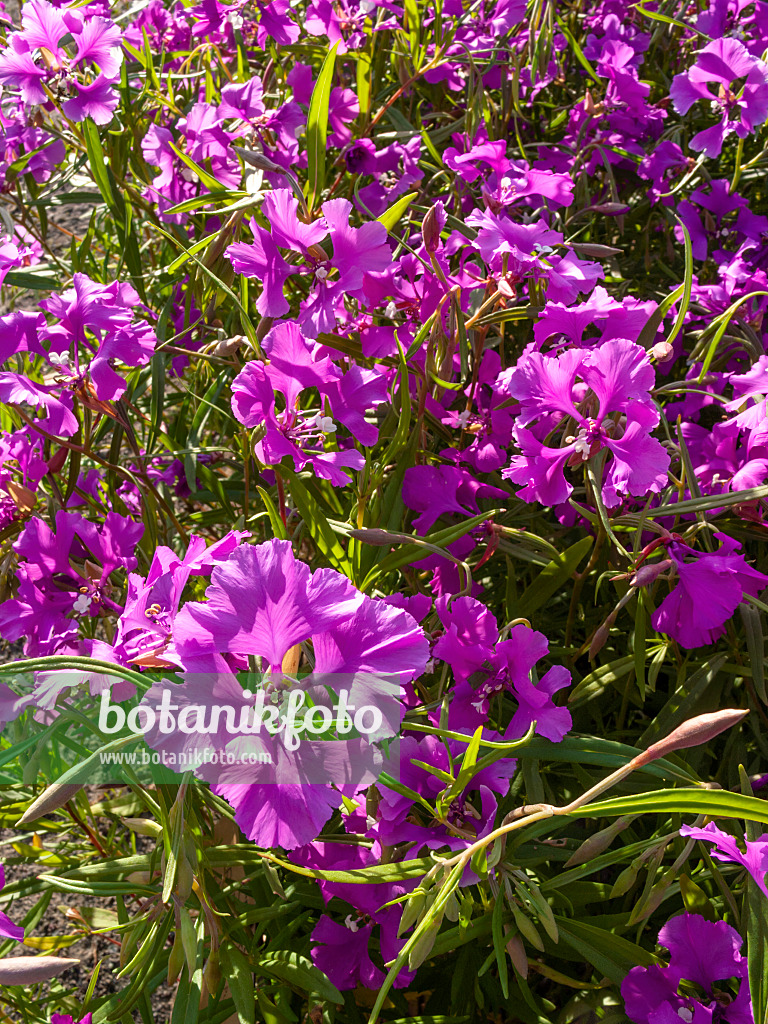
(0, 807, 177, 1021)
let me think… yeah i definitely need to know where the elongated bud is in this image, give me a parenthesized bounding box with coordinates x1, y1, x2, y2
(588, 619, 613, 661)
(123, 818, 164, 838)
(349, 528, 395, 546)
(422, 205, 441, 253)
(564, 815, 635, 867)
(635, 709, 748, 767)
(505, 929, 528, 978)
(16, 783, 83, 826)
(232, 147, 281, 174)
(0, 956, 79, 985)
(569, 242, 622, 258)
(630, 559, 672, 588)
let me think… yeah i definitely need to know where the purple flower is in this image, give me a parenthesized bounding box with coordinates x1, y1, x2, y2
(0, 510, 142, 657)
(226, 220, 296, 317)
(0, 866, 24, 943)
(172, 538, 363, 673)
(310, 916, 384, 990)
(322, 198, 391, 290)
(0, 0, 123, 121)
(402, 465, 507, 533)
(681, 821, 768, 899)
(230, 322, 365, 486)
(109, 532, 248, 668)
(496, 627, 572, 743)
(499, 340, 669, 507)
(622, 914, 750, 1024)
(293, 842, 417, 990)
(70, 14, 122, 76)
(207, 777, 343, 850)
(433, 595, 498, 682)
(670, 38, 768, 157)
(0, 426, 45, 520)
(651, 533, 768, 649)
(61, 74, 119, 125)
(255, 0, 300, 47)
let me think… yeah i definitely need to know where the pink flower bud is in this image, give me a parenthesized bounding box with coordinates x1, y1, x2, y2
(630, 559, 673, 588)
(0, 956, 79, 985)
(421, 205, 442, 254)
(651, 341, 674, 363)
(635, 709, 748, 767)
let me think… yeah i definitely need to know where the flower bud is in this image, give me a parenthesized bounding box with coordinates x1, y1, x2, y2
(630, 559, 673, 588)
(16, 783, 83, 826)
(0, 956, 79, 985)
(422, 205, 441, 253)
(635, 709, 748, 767)
(232, 147, 282, 174)
(651, 341, 674, 363)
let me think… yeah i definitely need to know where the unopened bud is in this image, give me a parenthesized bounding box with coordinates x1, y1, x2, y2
(349, 528, 395, 546)
(47, 447, 69, 475)
(588, 618, 614, 661)
(213, 334, 245, 357)
(651, 341, 674, 363)
(0, 956, 79, 985)
(232, 147, 282, 174)
(422, 205, 441, 253)
(16, 783, 83, 826)
(630, 559, 672, 588)
(635, 709, 748, 767)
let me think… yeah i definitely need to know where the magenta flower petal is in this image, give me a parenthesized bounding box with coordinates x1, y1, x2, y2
(173, 539, 364, 672)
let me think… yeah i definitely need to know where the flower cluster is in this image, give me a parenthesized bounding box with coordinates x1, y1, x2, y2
(0, 0, 765, 1016)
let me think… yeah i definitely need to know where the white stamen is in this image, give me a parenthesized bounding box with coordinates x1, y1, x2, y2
(571, 427, 592, 460)
(314, 414, 337, 433)
(73, 594, 92, 614)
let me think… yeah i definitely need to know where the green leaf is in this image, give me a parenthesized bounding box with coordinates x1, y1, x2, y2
(305, 43, 339, 214)
(356, 49, 372, 114)
(637, 283, 685, 349)
(666, 217, 693, 346)
(286, 472, 350, 575)
(741, 604, 767, 703)
(3, 270, 58, 290)
(257, 951, 343, 1004)
(377, 191, 419, 232)
(256, 485, 287, 540)
(166, 139, 232, 193)
(555, 917, 658, 985)
(491, 893, 509, 999)
(358, 509, 500, 591)
(243, 849, 435, 884)
(573, 788, 768, 826)
(697, 291, 768, 381)
(508, 536, 593, 619)
(221, 945, 256, 1024)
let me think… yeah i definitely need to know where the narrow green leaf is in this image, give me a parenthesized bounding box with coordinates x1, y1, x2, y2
(377, 191, 419, 232)
(305, 43, 339, 214)
(509, 536, 593, 619)
(666, 217, 693, 346)
(257, 951, 343, 1004)
(286, 472, 350, 575)
(573, 788, 768, 826)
